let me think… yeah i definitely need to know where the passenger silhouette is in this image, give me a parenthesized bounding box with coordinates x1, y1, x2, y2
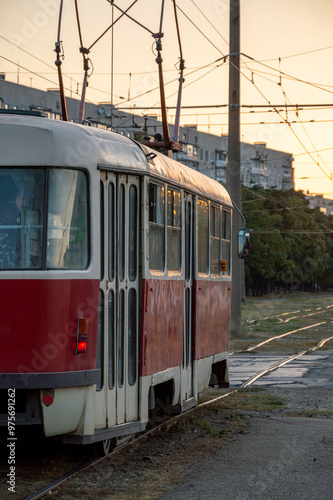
(0, 175, 21, 268)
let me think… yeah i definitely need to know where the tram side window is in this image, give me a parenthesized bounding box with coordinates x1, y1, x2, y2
(167, 189, 181, 271)
(149, 183, 165, 271)
(0, 168, 89, 271)
(47, 169, 88, 269)
(197, 199, 209, 274)
(210, 204, 221, 275)
(221, 209, 231, 275)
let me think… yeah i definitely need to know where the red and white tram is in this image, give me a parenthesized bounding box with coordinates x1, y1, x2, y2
(0, 111, 233, 452)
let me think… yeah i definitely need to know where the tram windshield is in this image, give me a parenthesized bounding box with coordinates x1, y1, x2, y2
(0, 168, 88, 270)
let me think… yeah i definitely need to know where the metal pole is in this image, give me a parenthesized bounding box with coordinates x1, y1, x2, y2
(227, 0, 242, 335)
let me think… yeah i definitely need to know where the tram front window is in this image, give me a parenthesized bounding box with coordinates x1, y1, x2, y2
(0, 168, 88, 270)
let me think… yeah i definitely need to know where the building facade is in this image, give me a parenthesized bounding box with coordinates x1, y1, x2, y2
(305, 194, 333, 215)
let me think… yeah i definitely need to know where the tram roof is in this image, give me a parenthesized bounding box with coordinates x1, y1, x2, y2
(0, 114, 232, 207)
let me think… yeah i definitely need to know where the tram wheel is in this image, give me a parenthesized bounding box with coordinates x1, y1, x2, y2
(94, 438, 112, 457)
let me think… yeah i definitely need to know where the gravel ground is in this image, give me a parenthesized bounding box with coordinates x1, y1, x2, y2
(49, 385, 333, 500)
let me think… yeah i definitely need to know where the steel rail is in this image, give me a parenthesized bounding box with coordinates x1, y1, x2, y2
(24, 326, 333, 499)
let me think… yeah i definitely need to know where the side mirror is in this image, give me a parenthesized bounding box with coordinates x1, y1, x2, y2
(238, 229, 251, 259)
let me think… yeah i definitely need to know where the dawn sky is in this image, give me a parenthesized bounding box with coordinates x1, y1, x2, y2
(1, 0, 333, 196)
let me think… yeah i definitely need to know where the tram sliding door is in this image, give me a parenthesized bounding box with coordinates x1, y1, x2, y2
(97, 172, 140, 431)
(181, 193, 194, 407)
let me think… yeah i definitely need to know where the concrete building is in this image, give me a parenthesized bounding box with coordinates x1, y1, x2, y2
(0, 77, 294, 191)
(305, 194, 333, 215)
(241, 141, 294, 191)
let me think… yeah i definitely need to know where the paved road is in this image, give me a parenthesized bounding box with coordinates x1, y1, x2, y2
(161, 351, 333, 500)
(229, 350, 333, 388)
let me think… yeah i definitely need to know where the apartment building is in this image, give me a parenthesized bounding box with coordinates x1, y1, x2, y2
(0, 77, 294, 191)
(305, 194, 333, 215)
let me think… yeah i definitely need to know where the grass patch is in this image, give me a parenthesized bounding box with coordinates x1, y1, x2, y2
(213, 388, 286, 412)
(232, 292, 333, 354)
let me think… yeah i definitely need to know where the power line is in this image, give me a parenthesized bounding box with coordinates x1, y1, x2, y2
(235, 53, 333, 186)
(242, 186, 333, 234)
(175, 3, 226, 57)
(245, 66, 333, 90)
(0, 34, 124, 99)
(116, 103, 333, 110)
(189, 0, 229, 48)
(253, 45, 333, 63)
(295, 147, 333, 156)
(242, 53, 333, 96)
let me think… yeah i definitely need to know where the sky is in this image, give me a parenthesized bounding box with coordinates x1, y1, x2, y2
(1, 0, 333, 197)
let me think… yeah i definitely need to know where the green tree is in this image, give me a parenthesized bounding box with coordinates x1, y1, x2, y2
(241, 186, 331, 295)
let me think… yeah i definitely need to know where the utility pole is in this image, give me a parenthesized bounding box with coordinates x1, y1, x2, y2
(227, 0, 242, 335)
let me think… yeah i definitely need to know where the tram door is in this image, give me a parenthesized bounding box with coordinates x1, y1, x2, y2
(182, 193, 194, 405)
(98, 172, 140, 430)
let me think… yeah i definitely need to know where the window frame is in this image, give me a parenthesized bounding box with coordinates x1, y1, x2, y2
(148, 180, 183, 278)
(148, 181, 166, 274)
(210, 203, 221, 277)
(0, 166, 90, 272)
(221, 208, 231, 277)
(195, 197, 232, 281)
(166, 187, 182, 274)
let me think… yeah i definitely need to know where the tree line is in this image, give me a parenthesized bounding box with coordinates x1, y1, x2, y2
(242, 186, 333, 296)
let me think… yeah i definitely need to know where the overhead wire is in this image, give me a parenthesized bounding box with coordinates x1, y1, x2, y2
(251, 182, 333, 219)
(275, 61, 333, 180)
(90, 1, 139, 51)
(234, 53, 333, 186)
(242, 185, 333, 235)
(3, 0, 333, 184)
(242, 53, 333, 96)
(174, 3, 226, 57)
(189, 0, 229, 48)
(242, 65, 333, 90)
(109, 1, 156, 36)
(250, 45, 333, 63)
(0, 33, 124, 100)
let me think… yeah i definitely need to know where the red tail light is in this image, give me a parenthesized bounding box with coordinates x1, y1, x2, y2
(42, 394, 54, 406)
(76, 317, 89, 354)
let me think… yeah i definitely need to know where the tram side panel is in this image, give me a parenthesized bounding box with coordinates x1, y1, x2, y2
(140, 279, 183, 377)
(193, 280, 231, 360)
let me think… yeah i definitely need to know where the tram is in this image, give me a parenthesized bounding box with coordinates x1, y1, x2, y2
(0, 110, 236, 452)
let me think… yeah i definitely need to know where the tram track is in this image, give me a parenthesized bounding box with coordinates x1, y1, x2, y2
(231, 321, 326, 353)
(249, 302, 333, 323)
(23, 325, 333, 500)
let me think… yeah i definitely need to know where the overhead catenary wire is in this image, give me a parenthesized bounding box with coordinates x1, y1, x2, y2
(242, 53, 333, 96)
(2, 0, 333, 187)
(242, 185, 333, 235)
(0, 35, 125, 100)
(174, 3, 226, 57)
(107, 0, 156, 37)
(254, 44, 333, 63)
(190, 0, 229, 47)
(235, 55, 333, 186)
(275, 61, 333, 180)
(90, 0, 139, 51)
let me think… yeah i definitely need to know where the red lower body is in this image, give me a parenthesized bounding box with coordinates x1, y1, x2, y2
(0, 279, 100, 374)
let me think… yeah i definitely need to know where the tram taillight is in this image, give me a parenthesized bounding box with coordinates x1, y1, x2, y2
(76, 317, 89, 354)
